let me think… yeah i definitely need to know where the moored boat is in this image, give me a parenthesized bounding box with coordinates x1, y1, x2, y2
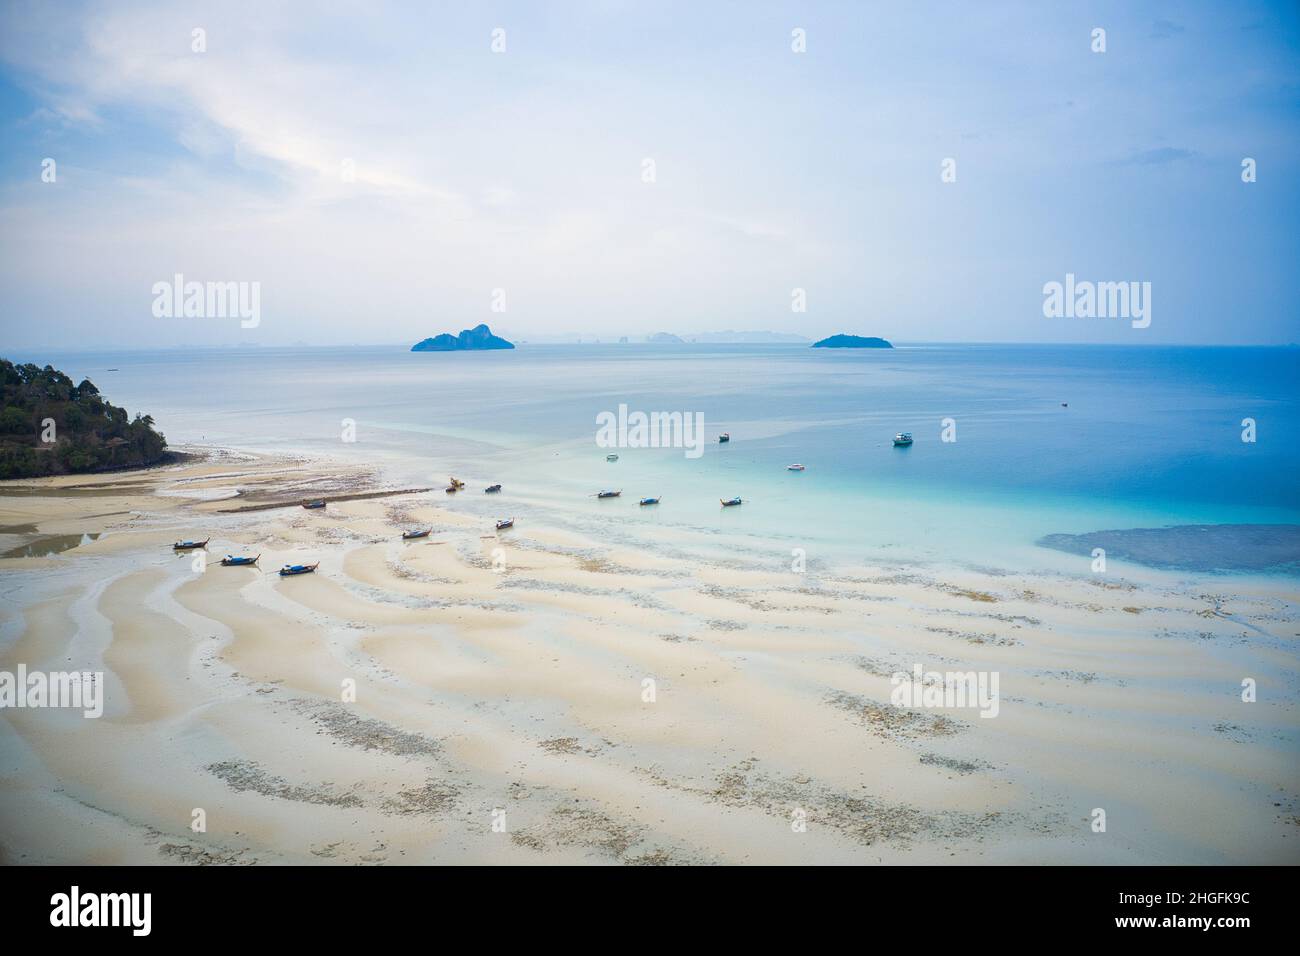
(484, 484, 502, 493)
(402, 529, 432, 540)
(173, 538, 209, 550)
(787, 464, 806, 471)
(892, 432, 913, 446)
(639, 496, 660, 506)
(720, 497, 742, 507)
(595, 489, 622, 499)
(278, 562, 319, 576)
(718, 433, 730, 443)
(496, 518, 514, 530)
(220, 554, 259, 566)
(606, 454, 619, 461)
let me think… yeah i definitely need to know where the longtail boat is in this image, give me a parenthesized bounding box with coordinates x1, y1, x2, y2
(221, 554, 259, 566)
(606, 454, 619, 461)
(496, 518, 514, 530)
(639, 496, 660, 506)
(720, 497, 743, 507)
(302, 499, 326, 509)
(484, 484, 502, 493)
(595, 489, 622, 499)
(718, 433, 730, 443)
(278, 563, 319, 576)
(402, 529, 432, 540)
(787, 464, 806, 471)
(173, 538, 209, 550)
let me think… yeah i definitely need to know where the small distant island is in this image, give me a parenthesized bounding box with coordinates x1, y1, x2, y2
(1, 359, 168, 479)
(645, 332, 685, 344)
(411, 323, 514, 352)
(811, 334, 893, 349)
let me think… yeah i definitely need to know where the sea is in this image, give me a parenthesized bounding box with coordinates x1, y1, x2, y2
(10, 343, 1300, 578)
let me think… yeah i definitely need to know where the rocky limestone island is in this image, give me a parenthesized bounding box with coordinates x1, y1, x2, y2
(645, 332, 685, 343)
(811, 334, 893, 349)
(411, 323, 514, 352)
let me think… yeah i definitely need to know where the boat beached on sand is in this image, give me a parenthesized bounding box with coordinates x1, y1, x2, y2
(173, 538, 209, 550)
(496, 518, 514, 530)
(401, 529, 431, 540)
(302, 499, 326, 509)
(279, 562, 319, 576)
(220, 554, 259, 566)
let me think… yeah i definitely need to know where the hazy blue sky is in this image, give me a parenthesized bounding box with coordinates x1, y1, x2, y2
(1, 1, 1297, 348)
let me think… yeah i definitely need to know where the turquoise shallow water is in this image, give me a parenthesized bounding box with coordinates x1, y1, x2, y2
(12, 343, 1300, 575)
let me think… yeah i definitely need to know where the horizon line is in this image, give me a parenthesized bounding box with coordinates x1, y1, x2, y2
(5, 340, 1299, 356)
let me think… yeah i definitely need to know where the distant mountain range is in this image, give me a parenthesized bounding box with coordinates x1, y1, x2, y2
(643, 330, 811, 344)
(411, 324, 514, 351)
(684, 330, 811, 343)
(416, 329, 873, 347)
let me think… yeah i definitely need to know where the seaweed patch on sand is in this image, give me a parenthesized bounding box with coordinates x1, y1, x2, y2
(919, 752, 994, 775)
(825, 690, 963, 738)
(289, 699, 442, 758)
(382, 779, 461, 816)
(509, 805, 642, 860)
(642, 758, 1006, 848)
(206, 759, 364, 807)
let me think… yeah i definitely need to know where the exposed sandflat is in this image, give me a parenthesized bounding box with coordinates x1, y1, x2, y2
(1, 451, 1297, 865)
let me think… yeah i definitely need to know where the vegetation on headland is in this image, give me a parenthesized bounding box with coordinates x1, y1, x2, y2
(0, 359, 168, 479)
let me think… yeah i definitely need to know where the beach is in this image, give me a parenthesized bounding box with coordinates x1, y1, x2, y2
(2, 448, 1296, 865)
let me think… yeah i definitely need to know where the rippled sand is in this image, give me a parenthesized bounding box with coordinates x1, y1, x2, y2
(1, 450, 1297, 864)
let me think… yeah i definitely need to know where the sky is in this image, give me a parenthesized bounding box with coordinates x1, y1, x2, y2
(0, 0, 1297, 349)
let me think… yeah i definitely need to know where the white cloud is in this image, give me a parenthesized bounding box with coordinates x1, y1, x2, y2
(0, 1, 1297, 346)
